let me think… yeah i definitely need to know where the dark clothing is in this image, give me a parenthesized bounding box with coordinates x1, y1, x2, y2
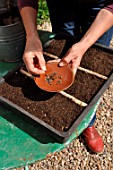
(17, 0, 113, 40)
(17, 0, 113, 42)
(17, 0, 113, 14)
(18, 0, 38, 11)
(44, 0, 113, 45)
(17, 0, 113, 127)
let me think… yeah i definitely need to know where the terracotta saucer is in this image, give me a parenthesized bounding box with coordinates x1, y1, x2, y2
(34, 62, 74, 92)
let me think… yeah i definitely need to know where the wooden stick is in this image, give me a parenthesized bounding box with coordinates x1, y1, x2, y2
(20, 68, 34, 79)
(78, 66, 108, 80)
(59, 91, 87, 107)
(43, 51, 108, 80)
(20, 68, 87, 107)
(43, 51, 59, 59)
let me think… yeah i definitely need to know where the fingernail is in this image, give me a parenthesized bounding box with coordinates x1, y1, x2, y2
(72, 68, 77, 76)
(42, 66, 46, 71)
(59, 61, 66, 67)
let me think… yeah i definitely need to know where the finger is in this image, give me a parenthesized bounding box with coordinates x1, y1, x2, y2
(23, 55, 32, 73)
(35, 52, 46, 71)
(30, 67, 45, 75)
(26, 62, 45, 75)
(59, 59, 68, 66)
(71, 58, 80, 75)
(72, 66, 77, 76)
(23, 53, 45, 75)
(59, 50, 76, 66)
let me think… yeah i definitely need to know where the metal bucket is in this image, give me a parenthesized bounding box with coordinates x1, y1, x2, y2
(0, 21, 26, 62)
(0, 0, 17, 14)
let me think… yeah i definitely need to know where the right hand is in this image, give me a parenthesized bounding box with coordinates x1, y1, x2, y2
(23, 36, 46, 75)
(59, 42, 88, 75)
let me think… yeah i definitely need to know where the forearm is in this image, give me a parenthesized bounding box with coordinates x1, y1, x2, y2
(79, 9, 113, 50)
(18, 5, 46, 74)
(20, 7, 39, 39)
(60, 8, 113, 72)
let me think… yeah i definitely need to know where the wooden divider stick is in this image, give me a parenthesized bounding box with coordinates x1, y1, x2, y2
(78, 66, 108, 80)
(59, 91, 87, 107)
(20, 68, 34, 79)
(20, 68, 87, 107)
(43, 51, 108, 80)
(43, 51, 59, 59)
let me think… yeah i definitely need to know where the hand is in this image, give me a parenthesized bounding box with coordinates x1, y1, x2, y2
(23, 36, 46, 75)
(59, 42, 88, 75)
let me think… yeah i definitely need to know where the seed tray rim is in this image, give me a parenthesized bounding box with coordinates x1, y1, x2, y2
(0, 44, 113, 143)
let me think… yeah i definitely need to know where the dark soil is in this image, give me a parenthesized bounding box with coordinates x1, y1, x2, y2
(44, 39, 113, 76)
(80, 47, 113, 76)
(0, 39, 113, 132)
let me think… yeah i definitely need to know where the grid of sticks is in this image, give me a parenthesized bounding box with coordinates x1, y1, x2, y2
(20, 51, 108, 107)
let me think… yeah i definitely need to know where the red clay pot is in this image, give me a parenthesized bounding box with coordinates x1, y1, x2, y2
(34, 62, 74, 92)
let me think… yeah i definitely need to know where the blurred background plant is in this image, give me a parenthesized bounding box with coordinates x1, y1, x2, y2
(37, 0, 50, 25)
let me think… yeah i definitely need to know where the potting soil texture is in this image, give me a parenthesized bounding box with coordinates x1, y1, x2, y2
(0, 40, 113, 132)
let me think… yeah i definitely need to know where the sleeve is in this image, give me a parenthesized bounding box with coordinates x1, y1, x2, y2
(104, 1, 113, 14)
(17, 0, 38, 11)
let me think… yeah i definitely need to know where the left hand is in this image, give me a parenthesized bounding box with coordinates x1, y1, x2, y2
(59, 42, 88, 75)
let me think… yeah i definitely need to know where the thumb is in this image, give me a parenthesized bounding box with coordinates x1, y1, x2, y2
(71, 58, 79, 76)
(72, 67, 77, 76)
(59, 60, 67, 67)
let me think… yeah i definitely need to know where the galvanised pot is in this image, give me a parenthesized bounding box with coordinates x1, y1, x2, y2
(0, 21, 26, 62)
(0, 0, 17, 14)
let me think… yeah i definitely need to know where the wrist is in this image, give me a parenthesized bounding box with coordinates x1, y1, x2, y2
(26, 32, 40, 42)
(79, 37, 93, 51)
(26, 29, 38, 39)
(25, 35, 43, 52)
(73, 41, 89, 54)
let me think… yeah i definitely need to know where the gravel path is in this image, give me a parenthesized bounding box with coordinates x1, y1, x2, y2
(16, 83, 113, 170)
(15, 24, 113, 170)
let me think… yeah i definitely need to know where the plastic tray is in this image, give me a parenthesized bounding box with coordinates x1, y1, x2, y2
(0, 44, 113, 143)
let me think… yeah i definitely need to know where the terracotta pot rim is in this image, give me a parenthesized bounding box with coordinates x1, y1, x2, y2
(34, 62, 74, 92)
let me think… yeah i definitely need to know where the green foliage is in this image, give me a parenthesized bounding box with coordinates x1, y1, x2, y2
(37, 0, 50, 25)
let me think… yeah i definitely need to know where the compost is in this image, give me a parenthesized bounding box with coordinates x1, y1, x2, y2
(0, 39, 113, 132)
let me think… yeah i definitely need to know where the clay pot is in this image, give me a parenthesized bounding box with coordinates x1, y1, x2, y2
(34, 62, 74, 92)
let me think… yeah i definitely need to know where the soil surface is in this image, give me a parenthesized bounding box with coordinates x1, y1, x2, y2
(0, 39, 113, 132)
(44, 38, 113, 76)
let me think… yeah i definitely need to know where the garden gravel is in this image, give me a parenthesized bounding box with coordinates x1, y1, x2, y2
(16, 25, 113, 170)
(16, 82, 113, 170)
